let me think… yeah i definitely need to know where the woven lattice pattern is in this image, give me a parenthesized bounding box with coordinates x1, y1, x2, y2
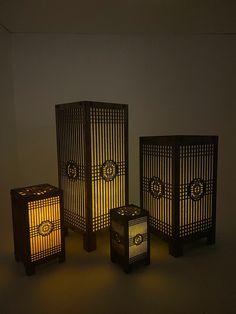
(141, 144, 173, 236)
(56, 104, 86, 231)
(179, 144, 215, 236)
(28, 196, 62, 262)
(90, 106, 127, 231)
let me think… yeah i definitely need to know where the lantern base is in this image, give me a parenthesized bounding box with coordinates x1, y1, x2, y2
(83, 232, 96, 252)
(123, 265, 132, 274)
(111, 253, 150, 274)
(58, 253, 66, 263)
(14, 252, 20, 262)
(64, 227, 69, 237)
(25, 264, 35, 276)
(110, 253, 116, 263)
(110, 256, 132, 273)
(206, 230, 215, 245)
(169, 241, 183, 257)
(145, 256, 151, 266)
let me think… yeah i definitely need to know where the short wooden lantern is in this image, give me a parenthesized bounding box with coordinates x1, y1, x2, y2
(11, 184, 65, 275)
(110, 204, 150, 273)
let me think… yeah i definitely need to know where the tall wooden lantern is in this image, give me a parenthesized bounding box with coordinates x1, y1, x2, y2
(11, 184, 65, 275)
(140, 136, 218, 257)
(55, 101, 128, 251)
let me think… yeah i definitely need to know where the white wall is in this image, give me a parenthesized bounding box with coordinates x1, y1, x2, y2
(0, 26, 18, 240)
(11, 33, 236, 236)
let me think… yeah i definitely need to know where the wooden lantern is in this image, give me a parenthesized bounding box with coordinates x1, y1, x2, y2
(140, 135, 218, 257)
(11, 184, 65, 275)
(55, 101, 129, 251)
(110, 204, 150, 273)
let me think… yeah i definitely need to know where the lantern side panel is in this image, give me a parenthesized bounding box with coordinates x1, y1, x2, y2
(28, 196, 62, 262)
(141, 143, 173, 237)
(111, 220, 125, 256)
(128, 217, 148, 264)
(179, 144, 214, 237)
(56, 105, 86, 231)
(90, 106, 127, 232)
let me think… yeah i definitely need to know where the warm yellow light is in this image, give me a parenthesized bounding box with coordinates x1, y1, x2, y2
(28, 196, 62, 262)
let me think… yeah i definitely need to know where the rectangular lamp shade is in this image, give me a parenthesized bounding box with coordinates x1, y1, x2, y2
(140, 135, 218, 257)
(11, 184, 65, 275)
(55, 101, 129, 251)
(110, 204, 150, 273)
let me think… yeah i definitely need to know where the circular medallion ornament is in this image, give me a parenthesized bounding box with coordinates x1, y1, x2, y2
(189, 178, 205, 201)
(149, 177, 164, 199)
(38, 220, 54, 236)
(133, 233, 143, 246)
(101, 160, 118, 182)
(66, 160, 78, 180)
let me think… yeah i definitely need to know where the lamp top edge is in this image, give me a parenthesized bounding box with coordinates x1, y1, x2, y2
(11, 183, 61, 199)
(55, 101, 128, 109)
(140, 135, 218, 144)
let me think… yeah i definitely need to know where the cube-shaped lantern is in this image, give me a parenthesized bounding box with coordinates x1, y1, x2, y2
(140, 136, 218, 257)
(110, 205, 150, 273)
(55, 101, 128, 251)
(11, 184, 65, 275)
